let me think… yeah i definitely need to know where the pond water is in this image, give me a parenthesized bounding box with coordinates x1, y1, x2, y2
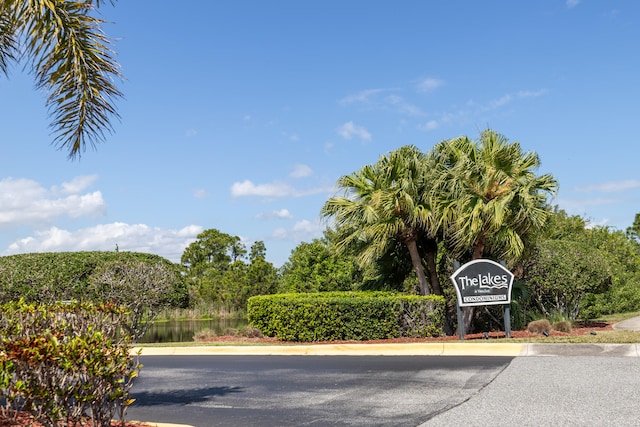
(139, 318, 248, 343)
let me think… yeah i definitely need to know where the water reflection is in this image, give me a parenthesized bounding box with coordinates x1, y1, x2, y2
(140, 318, 248, 343)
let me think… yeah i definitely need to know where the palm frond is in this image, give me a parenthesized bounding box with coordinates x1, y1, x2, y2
(13, 0, 122, 159)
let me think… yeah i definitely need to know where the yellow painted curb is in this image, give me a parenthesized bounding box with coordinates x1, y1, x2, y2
(131, 342, 526, 357)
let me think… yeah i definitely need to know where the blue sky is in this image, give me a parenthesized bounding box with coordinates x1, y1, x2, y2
(0, 1, 639, 267)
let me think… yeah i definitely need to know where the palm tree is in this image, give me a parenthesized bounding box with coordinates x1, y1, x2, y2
(432, 129, 558, 331)
(322, 145, 442, 296)
(0, 0, 122, 159)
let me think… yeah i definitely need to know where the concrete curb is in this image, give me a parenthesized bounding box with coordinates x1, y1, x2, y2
(131, 342, 640, 358)
(131, 343, 526, 357)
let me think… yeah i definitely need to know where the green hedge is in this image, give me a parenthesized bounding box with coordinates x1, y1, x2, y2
(247, 291, 445, 342)
(0, 251, 188, 307)
(0, 300, 141, 425)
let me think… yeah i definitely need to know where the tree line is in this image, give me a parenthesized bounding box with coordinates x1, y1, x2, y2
(180, 130, 640, 334)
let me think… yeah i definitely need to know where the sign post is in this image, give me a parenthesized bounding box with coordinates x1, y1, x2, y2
(450, 259, 514, 339)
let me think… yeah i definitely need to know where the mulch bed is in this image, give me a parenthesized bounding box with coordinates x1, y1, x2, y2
(0, 411, 153, 427)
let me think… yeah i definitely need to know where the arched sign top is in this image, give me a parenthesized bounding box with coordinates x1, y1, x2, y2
(450, 259, 514, 307)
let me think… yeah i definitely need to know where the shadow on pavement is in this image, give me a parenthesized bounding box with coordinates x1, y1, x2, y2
(131, 386, 244, 406)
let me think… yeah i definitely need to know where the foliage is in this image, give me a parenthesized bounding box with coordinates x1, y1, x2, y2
(432, 129, 558, 262)
(514, 210, 640, 321)
(580, 224, 640, 318)
(247, 291, 445, 342)
(182, 230, 279, 313)
(278, 237, 362, 293)
(321, 145, 442, 296)
(0, 300, 140, 426)
(626, 213, 640, 243)
(181, 229, 245, 277)
(0, 251, 188, 341)
(0, 0, 122, 158)
(520, 239, 612, 321)
(87, 258, 184, 341)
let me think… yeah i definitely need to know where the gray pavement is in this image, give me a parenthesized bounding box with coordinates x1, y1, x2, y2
(130, 315, 640, 426)
(422, 356, 640, 427)
(613, 315, 640, 331)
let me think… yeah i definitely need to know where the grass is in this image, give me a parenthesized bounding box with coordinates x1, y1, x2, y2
(504, 330, 640, 344)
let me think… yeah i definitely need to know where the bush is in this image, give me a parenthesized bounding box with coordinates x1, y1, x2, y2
(0, 300, 141, 426)
(247, 291, 445, 342)
(552, 320, 572, 333)
(0, 251, 189, 341)
(527, 319, 552, 334)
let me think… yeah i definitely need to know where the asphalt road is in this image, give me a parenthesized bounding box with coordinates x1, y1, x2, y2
(125, 355, 513, 426)
(424, 356, 640, 427)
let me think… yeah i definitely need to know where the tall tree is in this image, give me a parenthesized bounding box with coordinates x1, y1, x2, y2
(321, 145, 442, 295)
(0, 0, 122, 158)
(181, 228, 244, 277)
(433, 130, 558, 331)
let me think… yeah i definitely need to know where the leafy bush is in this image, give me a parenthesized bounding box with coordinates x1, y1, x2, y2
(247, 291, 445, 342)
(0, 251, 188, 341)
(0, 300, 141, 426)
(520, 240, 612, 321)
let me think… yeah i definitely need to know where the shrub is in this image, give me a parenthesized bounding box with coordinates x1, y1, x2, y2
(527, 319, 552, 334)
(0, 300, 141, 426)
(552, 320, 572, 333)
(247, 291, 445, 342)
(0, 252, 189, 341)
(194, 328, 217, 341)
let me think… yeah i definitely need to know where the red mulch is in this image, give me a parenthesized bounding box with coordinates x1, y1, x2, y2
(0, 411, 153, 427)
(198, 320, 614, 344)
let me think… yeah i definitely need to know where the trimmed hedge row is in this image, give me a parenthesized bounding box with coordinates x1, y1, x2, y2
(0, 300, 140, 426)
(247, 291, 445, 342)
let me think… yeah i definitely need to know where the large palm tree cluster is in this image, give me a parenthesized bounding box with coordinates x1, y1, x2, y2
(322, 129, 558, 331)
(0, 0, 121, 159)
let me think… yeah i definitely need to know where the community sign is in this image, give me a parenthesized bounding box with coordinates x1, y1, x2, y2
(450, 259, 514, 307)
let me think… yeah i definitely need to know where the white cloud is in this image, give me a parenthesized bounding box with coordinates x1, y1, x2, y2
(185, 129, 197, 137)
(416, 77, 444, 93)
(256, 209, 293, 220)
(193, 188, 210, 199)
(230, 179, 330, 199)
(419, 120, 440, 131)
(53, 175, 98, 195)
(4, 223, 203, 263)
(271, 219, 323, 242)
(576, 180, 640, 193)
(566, 0, 580, 8)
(290, 164, 313, 178)
(0, 177, 106, 226)
(385, 95, 426, 116)
(337, 121, 372, 142)
(339, 88, 389, 105)
(488, 94, 513, 109)
(231, 180, 295, 198)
